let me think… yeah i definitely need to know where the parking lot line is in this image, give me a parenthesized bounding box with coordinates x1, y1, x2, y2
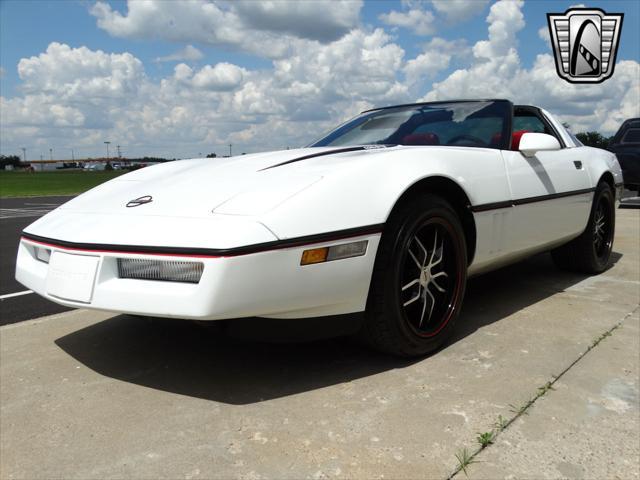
(0, 290, 33, 300)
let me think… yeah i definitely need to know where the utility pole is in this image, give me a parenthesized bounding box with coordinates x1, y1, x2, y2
(116, 145, 121, 158)
(71, 149, 75, 161)
(21, 147, 26, 162)
(104, 141, 111, 160)
(49, 148, 53, 161)
(229, 144, 232, 157)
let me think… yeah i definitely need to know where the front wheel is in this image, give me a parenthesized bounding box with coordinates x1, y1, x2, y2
(551, 181, 615, 273)
(361, 194, 467, 357)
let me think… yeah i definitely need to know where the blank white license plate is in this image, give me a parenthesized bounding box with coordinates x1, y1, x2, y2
(46, 252, 100, 303)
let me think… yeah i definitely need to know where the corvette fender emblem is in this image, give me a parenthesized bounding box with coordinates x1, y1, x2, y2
(126, 195, 153, 208)
(547, 8, 623, 84)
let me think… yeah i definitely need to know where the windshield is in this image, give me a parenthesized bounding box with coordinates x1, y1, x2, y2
(310, 100, 511, 150)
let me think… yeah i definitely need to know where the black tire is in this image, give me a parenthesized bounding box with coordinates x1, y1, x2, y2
(360, 194, 467, 357)
(551, 181, 615, 274)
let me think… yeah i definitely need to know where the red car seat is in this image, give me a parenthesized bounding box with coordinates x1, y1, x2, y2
(402, 132, 440, 145)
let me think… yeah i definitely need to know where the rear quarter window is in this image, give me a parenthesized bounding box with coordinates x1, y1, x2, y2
(622, 128, 640, 144)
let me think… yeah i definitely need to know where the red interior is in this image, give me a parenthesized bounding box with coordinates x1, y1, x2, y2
(402, 133, 440, 145)
(510, 130, 529, 150)
(489, 130, 530, 150)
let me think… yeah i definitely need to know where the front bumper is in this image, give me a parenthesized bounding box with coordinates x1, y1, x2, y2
(16, 233, 380, 320)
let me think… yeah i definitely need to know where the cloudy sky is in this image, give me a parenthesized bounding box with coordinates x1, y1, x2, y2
(1, 0, 638, 160)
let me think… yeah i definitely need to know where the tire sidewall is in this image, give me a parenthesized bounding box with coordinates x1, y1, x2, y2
(590, 183, 615, 271)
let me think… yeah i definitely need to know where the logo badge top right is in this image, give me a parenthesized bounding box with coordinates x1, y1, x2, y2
(547, 8, 624, 84)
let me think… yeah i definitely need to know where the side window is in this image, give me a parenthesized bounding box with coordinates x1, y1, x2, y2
(513, 114, 546, 133)
(513, 109, 565, 148)
(622, 128, 640, 144)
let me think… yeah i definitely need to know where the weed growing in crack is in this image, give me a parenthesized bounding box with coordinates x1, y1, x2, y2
(454, 448, 477, 477)
(493, 414, 508, 431)
(476, 430, 495, 448)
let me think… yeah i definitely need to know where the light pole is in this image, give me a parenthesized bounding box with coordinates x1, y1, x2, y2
(71, 149, 75, 161)
(229, 144, 232, 157)
(21, 147, 26, 162)
(49, 148, 53, 161)
(104, 141, 111, 160)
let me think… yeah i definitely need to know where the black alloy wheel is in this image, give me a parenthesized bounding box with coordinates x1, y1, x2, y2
(361, 194, 467, 357)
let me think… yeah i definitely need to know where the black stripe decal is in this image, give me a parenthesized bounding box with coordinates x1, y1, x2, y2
(259, 146, 367, 171)
(21, 224, 385, 257)
(471, 201, 513, 213)
(470, 187, 596, 213)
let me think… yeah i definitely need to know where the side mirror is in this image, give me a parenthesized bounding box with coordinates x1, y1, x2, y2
(518, 133, 561, 157)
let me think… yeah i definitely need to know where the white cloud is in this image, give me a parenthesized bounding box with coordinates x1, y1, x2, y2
(17, 42, 144, 100)
(379, 7, 436, 36)
(0, 30, 411, 157)
(0, 66, 5, 78)
(404, 38, 468, 87)
(90, 0, 362, 58)
(538, 25, 551, 49)
(2, 0, 639, 159)
(431, 0, 490, 22)
(155, 45, 204, 63)
(423, 0, 640, 134)
(233, 0, 362, 42)
(472, 0, 524, 59)
(176, 62, 246, 91)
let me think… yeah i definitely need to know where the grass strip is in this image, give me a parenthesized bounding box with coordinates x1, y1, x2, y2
(0, 171, 126, 198)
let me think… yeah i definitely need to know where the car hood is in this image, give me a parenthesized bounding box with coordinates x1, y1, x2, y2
(52, 146, 394, 218)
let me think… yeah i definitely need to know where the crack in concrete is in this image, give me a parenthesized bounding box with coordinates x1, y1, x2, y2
(446, 304, 640, 480)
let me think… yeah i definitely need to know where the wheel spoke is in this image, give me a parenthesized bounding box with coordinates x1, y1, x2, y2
(408, 247, 422, 270)
(402, 278, 420, 291)
(430, 277, 446, 293)
(418, 290, 428, 327)
(427, 230, 438, 266)
(430, 233, 444, 267)
(403, 289, 421, 307)
(423, 288, 436, 326)
(414, 236, 429, 266)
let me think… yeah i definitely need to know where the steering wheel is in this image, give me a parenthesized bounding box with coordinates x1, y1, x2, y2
(447, 134, 487, 147)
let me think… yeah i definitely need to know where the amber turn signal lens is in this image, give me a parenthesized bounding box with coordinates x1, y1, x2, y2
(300, 247, 329, 265)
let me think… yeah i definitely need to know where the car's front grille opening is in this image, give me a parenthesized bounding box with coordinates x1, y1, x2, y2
(117, 258, 204, 283)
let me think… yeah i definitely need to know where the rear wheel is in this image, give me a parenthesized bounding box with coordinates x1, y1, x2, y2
(361, 194, 467, 357)
(551, 181, 615, 273)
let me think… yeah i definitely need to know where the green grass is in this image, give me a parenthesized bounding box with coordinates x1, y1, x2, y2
(0, 170, 126, 197)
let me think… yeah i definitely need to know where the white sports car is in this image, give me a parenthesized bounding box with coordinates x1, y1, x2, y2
(16, 100, 623, 356)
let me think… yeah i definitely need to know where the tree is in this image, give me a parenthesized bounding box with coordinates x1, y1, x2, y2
(206, 153, 217, 158)
(575, 131, 613, 149)
(0, 155, 21, 170)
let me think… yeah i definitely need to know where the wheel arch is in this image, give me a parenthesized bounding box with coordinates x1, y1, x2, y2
(598, 170, 615, 190)
(388, 176, 477, 265)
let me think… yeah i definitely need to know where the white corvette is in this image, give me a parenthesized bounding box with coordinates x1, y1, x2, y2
(16, 100, 623, 356)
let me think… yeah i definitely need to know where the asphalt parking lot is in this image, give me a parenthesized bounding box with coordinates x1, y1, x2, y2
(0, 203, 638, 478)
(0, 196, 73, 325)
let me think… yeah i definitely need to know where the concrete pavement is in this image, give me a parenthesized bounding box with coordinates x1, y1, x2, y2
(1, 210, 638, 479)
